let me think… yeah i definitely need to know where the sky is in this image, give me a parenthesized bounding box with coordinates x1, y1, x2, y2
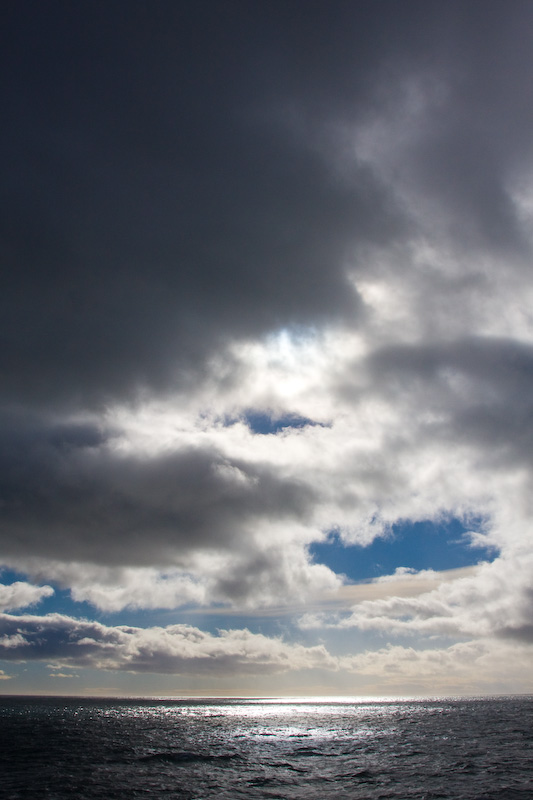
(2, 0, 533, 697)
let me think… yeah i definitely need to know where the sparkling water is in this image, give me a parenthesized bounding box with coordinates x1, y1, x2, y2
(2, 696, 532, 799)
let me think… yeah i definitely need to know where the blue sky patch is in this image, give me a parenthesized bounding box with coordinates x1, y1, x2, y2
(309, 518, 495, 582)
(242, 411, 319, 435)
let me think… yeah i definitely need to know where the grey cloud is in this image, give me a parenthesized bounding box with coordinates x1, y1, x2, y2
(359, 4, 533, 256)
(5, 3, 531, 411)
(498, 623, 533, 644)
(0, 612, 337, 675)
(9, 547, 340, 612)
(365, 337, 533, 468)
(207, 542, 338, 608)
(1, 2, 404, 412)
(0, 419, 314, 569)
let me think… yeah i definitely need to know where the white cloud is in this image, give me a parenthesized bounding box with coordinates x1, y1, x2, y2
(49, 672, 79, 678)
(373, 567, 439, 583)
(341, 639, 533, 694)
(303, 553, 533, 645)
(0, 581, 53, 612)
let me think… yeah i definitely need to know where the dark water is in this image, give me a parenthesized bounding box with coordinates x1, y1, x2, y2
(1, 696, 532, 799)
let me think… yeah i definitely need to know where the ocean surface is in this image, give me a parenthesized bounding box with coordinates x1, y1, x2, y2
(1, 695, 532, 799)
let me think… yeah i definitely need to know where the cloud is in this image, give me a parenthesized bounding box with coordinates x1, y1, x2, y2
(6, 3, 532, 413)
(0, 581, 53, 612)
(2, 2, 533, 690)
(0, 613, 337, 676)
(303, 554, 533, 645)
(0, 633, 29, 649)
(3, 3, 406, 413)
(1, 610, 531, 695)
(0, 418, 314, 566)
(2, 319, 532, 614)
(0, 413, 344, 608)
(366, 337, 533, 470)
(373, 567, 440, 583)
(49, 672, 78, 679)
(341, 639, 533, 694)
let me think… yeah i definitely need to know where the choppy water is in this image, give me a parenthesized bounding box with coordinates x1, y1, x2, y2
(1, 696, 532, 799)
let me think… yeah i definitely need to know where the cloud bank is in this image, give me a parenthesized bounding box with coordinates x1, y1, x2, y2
(0, 613, 336, 676)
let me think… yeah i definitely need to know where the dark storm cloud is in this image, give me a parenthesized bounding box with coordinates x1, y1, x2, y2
(366, 337, 533, 468)
(1, 1, 399, 410)
(4, 2, 532, 410)
(0, 416, 314, 567)
(358, 1, 533, 257)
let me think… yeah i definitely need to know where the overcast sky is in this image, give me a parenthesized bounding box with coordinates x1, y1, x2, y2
(2, 0, 533, 697)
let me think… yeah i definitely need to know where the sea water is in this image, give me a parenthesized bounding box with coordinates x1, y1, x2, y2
(1, 696, 532, 799)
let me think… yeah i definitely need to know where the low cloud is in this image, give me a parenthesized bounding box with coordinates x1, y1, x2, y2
(1, 611, 531, 695)
(341, 639, 533, 694)
(0, 613, 337, 676)
(48, 672, 79, 678)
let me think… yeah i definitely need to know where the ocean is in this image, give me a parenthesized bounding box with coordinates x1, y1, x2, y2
(1, 696, 532, 799)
